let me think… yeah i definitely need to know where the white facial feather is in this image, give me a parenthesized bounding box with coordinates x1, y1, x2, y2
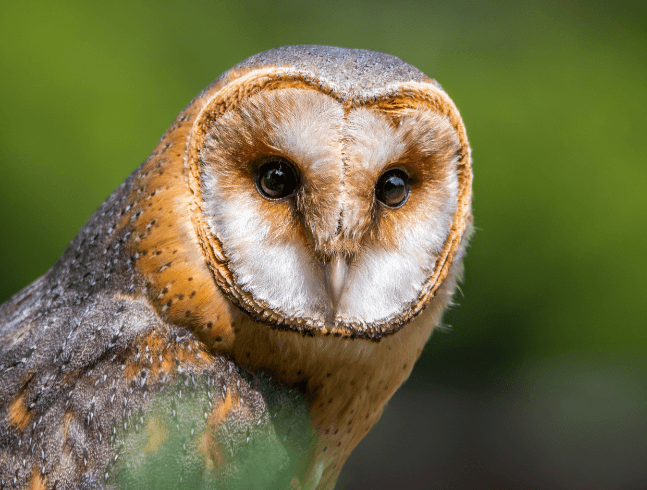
(201, 171, 328, 320)
(337, 108, 459, 325)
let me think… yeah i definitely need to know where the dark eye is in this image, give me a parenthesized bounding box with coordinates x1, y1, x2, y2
(375, 168, 410, 208)
(255, 159, 299, 200)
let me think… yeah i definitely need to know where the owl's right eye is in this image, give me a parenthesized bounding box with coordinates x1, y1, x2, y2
(255, 159, 299, 200)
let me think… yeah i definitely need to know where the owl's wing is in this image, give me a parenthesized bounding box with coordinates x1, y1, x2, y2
(0, 293, 312, 489)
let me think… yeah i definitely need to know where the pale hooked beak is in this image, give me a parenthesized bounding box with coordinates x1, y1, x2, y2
(323, 255, 350, 310)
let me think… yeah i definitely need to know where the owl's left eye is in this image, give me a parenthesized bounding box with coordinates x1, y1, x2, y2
(375, 168, 410, 208)
(255, 159, 299, 200)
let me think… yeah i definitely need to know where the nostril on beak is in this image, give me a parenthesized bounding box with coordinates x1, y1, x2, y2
(323, 255, 349, 311)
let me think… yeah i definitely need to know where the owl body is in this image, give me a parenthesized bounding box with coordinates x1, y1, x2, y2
(0, 46, 472, 489)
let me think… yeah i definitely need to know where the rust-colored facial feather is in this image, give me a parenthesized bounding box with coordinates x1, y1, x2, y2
(343, 106, 461, 249)
(199, 87, 345, 255)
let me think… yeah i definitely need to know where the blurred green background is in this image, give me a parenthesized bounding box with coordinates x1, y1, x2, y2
(1, 0, 645, 488)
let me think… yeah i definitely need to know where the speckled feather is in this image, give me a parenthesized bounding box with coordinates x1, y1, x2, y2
(0, 46, 472, 489)
(0, 173, 312, 489)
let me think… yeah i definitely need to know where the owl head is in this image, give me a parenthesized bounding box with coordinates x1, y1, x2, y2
(177, 46, 473, 340)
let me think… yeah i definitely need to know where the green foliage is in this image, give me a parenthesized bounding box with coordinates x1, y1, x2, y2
(108, 374, 312, 489)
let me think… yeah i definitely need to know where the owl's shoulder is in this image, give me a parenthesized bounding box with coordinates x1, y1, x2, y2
(0, 294, 311, 489)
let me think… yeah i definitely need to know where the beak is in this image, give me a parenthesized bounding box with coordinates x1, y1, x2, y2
(323, 255, 350, 311)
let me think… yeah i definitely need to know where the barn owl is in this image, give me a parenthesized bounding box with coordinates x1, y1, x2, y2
(0, 45, 472, 489)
